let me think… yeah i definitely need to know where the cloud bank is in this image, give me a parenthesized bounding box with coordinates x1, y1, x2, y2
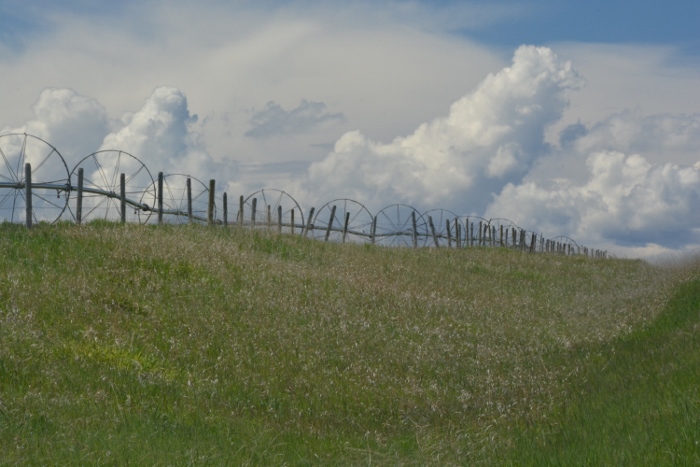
(1, 39, 699, 257)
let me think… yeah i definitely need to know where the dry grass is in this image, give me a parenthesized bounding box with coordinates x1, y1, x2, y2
(0, 222, 690, 464)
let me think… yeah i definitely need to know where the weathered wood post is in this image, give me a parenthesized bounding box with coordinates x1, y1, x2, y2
(411, 211, 418, 248)
(76, 168, 84, 225)
(223, 192, 228, 226)
(465, 219, 470, 247)
(238, 195, 244, 226)
(207, 179, 216, 225)
(24, 163, 32, 229)
(186, 177, 193, 224)
(446, 219, 452, 248)
(266, 205, 271, 228)
(251, 198, 257, 227)
(529, 232, 536, 253)
(157, 172, 164, 224)
(303, 207, 315, 237)
(455, 219, 461, 248)
(120, 173, 126, 224)
(342, 211, 350, 243)
(324, 205, 336, 242)
(278, 205, 283, 233)
(290, 209, 295, 235)
(370, 215, 377, 244)
(428, 216, 439, 248)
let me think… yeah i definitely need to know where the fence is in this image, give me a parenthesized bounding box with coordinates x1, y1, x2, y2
(0, 133, 608, 258)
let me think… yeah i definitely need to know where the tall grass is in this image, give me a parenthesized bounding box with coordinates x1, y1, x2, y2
(0, 222, 696, 465)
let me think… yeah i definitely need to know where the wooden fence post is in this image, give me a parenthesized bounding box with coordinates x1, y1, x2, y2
(429, 216, 439, 248)
(411, 211, 418, 248)
(342, 211, 350, 243)
(208, 179, 215, 225)
(455, 219, 461, 248)
(290, 209, 295, 235)
(266, 205, 271, 228)
(278, 205, 283, 233)
(303, 207, 315, 237)
(25, 163, 32, 229)
(223, 192, 228, 226)
(251, 198, 257, 227)
(157, 172, 163, 224)
(446, 219, 452, 248)
(529, 232, 536, 253)
(370, 215, 377, 244)
(120, 173, 126, 224)
(76, 168, 84, 225)
(324, 205, 337, 242)
(186, 177, 193, 224)
(238, 195, 244, 226)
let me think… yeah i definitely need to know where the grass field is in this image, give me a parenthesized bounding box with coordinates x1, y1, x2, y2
(0, 222, 698, 465)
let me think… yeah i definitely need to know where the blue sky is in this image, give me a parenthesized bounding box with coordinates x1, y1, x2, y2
(0, 0, 699, 257)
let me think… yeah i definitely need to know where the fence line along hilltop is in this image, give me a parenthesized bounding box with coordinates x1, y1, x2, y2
(0, 132, 608, 258)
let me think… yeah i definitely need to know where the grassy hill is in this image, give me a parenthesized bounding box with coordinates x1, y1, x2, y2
(0, 222, 698, 465)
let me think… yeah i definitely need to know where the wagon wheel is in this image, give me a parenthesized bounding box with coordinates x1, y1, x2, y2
(149, 174, 211, 224)
(312, 199, 374, 243)
(70, 150, 156, 224)
(0, 133, 70, 224)
(373, 204, 428, 247)
(243, 189, 304, 233)
(422, 209, 464, 247)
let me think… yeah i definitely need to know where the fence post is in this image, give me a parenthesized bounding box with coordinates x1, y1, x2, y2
(120, 173, 126, 224)
(278, 205, 283, 233)
(186, 177, 193, 224)
(303, 207, 315, 237)
(411, 211, 418, 248)
(529, 232, 536, 253)
(76, 168, 84, 225)
(238, 195, 244, 226)
(464, 217, 471, 248)
(455, 218, 461, 248)
(428, 216, 439, 248)
(290, 209, 295, 235)
(157, 172, 163, 224)
(342, 211, 350, 243)
(251, 198, 257, 227)
(446, 219, 452, 248)
(208, 179, 215, 225)
(370, 215, 377, 244)
(223, 192, 228, 226)
(24, 163, 32, 229)
(324, 205, 336, 242)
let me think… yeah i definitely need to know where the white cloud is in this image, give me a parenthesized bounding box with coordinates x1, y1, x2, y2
(1, 88, 108, 164)
(485, 151, 700, 254)
(293, 46, 582, 213)
(99, 86, 211, 178)
(2, 2, 700, 256)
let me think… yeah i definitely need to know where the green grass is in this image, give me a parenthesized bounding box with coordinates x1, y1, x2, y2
(0, 222, 697, 465)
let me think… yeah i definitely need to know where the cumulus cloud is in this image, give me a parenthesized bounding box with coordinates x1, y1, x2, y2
(245, 99, 345, 139)
(0, 88, 108, 163)
(294, 45, 582, 213)
(486, 151, 700, 251)
(99, 86, 213, 179)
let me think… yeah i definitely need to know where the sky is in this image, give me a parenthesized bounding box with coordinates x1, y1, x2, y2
(1, 0, 699, 258)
